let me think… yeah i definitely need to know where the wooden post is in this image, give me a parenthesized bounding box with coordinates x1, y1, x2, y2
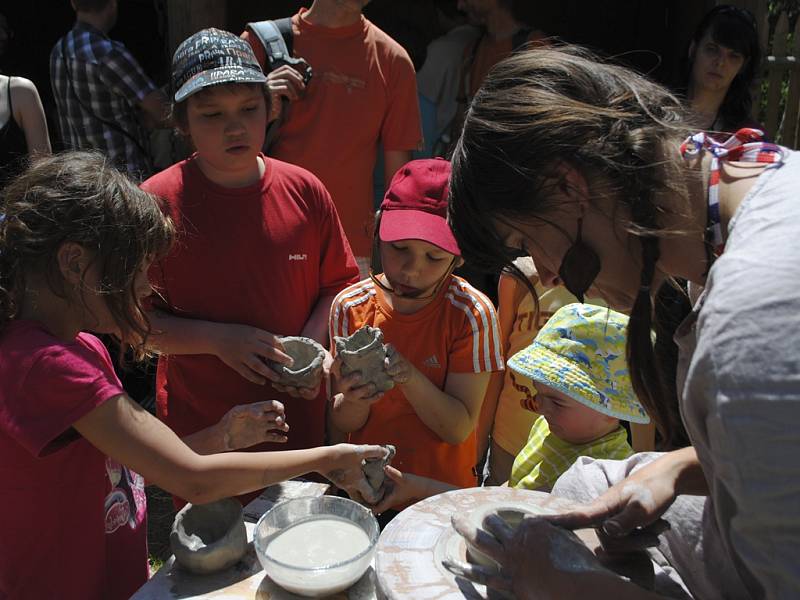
(786, 17, 800, 148)
(166, 0, 227, 57)
(764, 12, 788, 140)
(722, 0, 770, 128)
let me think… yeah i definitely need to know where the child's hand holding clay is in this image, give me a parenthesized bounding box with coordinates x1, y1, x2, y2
(384, 344, 413, 385)
(207, 322, 293, 385)
(331, 354, 385, 407)
(371, 466, 429, 513)
(270, 348, 333, 400)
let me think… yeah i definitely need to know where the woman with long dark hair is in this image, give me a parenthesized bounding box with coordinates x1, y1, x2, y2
(445, 46, 799, 599)
(681, 5, 763, 136)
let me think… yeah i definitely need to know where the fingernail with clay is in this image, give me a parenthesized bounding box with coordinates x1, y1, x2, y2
(603, 520, 624, 538)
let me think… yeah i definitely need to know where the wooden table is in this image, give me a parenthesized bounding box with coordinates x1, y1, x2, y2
(131, 480, 379, 600)
(133, 485, 653, 599)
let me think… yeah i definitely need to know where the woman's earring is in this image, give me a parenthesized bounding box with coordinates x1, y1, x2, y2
(558, 217, 601, 303)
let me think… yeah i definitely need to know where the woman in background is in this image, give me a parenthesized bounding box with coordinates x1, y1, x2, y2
(0, 12, 51, 187)
(680, 5, 763, 137)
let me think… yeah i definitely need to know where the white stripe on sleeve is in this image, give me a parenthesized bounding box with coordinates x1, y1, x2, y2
(446, 290, 481, 373)
(449, 282, 503, 371)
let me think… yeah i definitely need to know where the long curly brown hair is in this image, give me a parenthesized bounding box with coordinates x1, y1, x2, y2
(0, 151, 175, 360)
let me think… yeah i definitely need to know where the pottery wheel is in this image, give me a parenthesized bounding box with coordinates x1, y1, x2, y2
(375, 487, 554, 600)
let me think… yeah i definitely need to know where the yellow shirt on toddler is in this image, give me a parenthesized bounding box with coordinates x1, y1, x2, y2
(509, 416, 633, 491)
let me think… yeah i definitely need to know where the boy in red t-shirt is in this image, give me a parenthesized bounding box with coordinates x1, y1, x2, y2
(142, 29, 359, 503)
(329, 159, 503, 516)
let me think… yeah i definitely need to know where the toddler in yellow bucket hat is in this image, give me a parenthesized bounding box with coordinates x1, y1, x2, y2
(368, 303, 650, 513)
(508, 303, 650, 492)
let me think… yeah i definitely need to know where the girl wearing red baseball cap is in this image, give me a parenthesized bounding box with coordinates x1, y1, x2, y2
(329, 158, 504, 523)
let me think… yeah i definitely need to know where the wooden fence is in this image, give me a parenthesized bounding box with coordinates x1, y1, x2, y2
(756, 7, 800, 147)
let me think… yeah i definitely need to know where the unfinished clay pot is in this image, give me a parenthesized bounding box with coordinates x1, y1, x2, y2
(334, 326, 394, 393)
(464, 503, 536, 568)
(361, 444, 396, 504)
(170, 498, 247, 574)
(270, 336, 326, 389)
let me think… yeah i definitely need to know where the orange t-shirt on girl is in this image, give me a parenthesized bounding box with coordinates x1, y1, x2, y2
(330, 275, 504, 488)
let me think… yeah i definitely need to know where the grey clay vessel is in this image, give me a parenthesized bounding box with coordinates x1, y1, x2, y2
(170, 498, 247, 574)
(334, 326, 394, 393)
(270, 336, 326, 389)
(362, 444, 396, 503)
(464, 503, 535, 569)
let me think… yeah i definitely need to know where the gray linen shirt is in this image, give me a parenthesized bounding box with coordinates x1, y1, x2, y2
(553, 150, 800, 599)
(676, 149, 800, 598)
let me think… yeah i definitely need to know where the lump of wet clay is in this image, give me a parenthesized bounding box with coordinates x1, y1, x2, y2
(361, 444, 396, 504)
(269, 336, 326, 389)
(464, 503, 534, 568)
(170, 498, 247, 574)
(334, 326, 394, 393)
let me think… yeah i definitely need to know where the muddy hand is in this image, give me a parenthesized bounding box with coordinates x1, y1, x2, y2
(220, 400, 288, 450)
(449, 513, 614, 600)
(372, 466, 425, 514)
(332, 355, 383, 406)
(211, 323, 293, 385)
(384, 344, 412, 385)
(541, 456, 679, 553)
(324, 444, 388, 491)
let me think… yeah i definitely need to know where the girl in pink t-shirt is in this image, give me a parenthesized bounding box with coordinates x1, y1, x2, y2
(0, 152, 386, 600)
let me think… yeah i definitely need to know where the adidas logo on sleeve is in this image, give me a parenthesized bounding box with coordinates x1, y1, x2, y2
(423, 354, 441, 369)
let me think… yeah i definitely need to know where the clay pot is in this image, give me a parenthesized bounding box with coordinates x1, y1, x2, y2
(464, 503, 534, 568)
(270, 336, 326, 389)
(170, 498, 247, 574)
(361, 444, 396, 504)
(334, 326, 394, 393)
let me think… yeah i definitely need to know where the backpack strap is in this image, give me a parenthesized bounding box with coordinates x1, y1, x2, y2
(246, 18, 294, 70)
(246, 18, 304, 155)
(274, 17, 294, 57)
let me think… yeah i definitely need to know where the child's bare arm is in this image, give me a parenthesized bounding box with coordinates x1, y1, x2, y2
(182, 400, 289, 454)
(477, 371, 504, 460)
(329, 357, 384, 433)
(73, 393, 388, 504)
(386, 345, 490, 445)
(476, 273, 519, 461)
(631, 422, 656, 453)
(372, 466, 458, 514)
(300, 294, 337, 347)
(146, 309, 292, 385)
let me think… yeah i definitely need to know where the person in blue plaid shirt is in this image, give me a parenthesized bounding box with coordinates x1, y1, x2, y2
(50, 0, 169, 180)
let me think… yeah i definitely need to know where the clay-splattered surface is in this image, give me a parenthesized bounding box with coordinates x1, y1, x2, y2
(131, 481, 379, 600)
(376, 487, 553, 600)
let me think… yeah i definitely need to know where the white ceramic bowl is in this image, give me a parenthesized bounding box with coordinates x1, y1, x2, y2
(254, 496, 379, 597)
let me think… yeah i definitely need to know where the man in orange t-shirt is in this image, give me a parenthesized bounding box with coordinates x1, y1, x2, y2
(242, 1, 422, 275)
(457, 0, 547, 98)
(329, 159, 503, 501)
